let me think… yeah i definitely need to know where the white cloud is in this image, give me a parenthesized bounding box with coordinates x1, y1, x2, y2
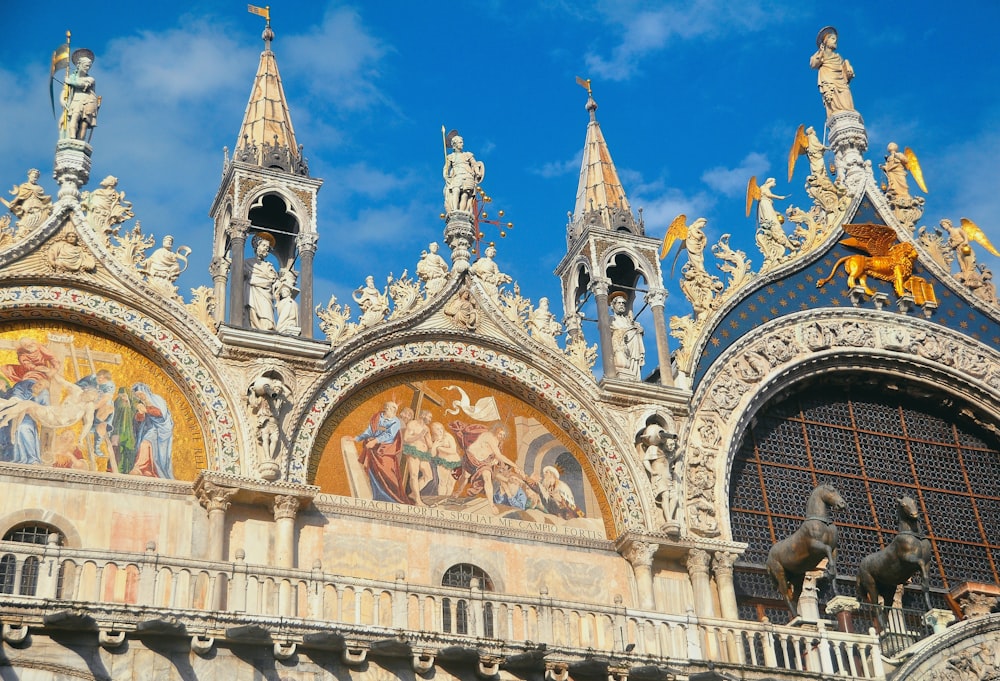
(532, 150, 583, 178)
(701, 152, 770, 197)
(632, 185, 712, 234)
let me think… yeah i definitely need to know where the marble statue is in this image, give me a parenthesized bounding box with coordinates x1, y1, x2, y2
(443, 133, 485, 213)
(941, 218, 1000, 304)
(809, 26, 854, 117)
(637, 419, 682, 531)
(248, 375, 288, 464)
(354, 275, 390, 328)
(46, 231, 96, 273)
(609, 292, 644, 380)
(62, 51, 100, 141)
(470, 243, 511, 288)
(244, 234, 279, 331)
(144, 236, 189, 291)
(748, 177, 794, 267)
(274, 268, 300, 335)
(81, 176, 134, 240)
(661, 214, 708, 274)
(527, 297, 563, 348)
(416, 241, 449, 296)
(1, 169, 52, 232)
(443, 288, 479, 331)
(788, 124, 829, 182)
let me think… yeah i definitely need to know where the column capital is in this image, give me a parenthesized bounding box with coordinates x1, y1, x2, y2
(685, 548, 711, 577)
(295, 231, 319, 253)
(621, 540, 655, 569)
(590, 277, 611, 297)
(825, 595, 861, 615)
(195, 481, 238, 513)
(645, 288, 668, 308)
(209, 256, 230, 280)
(712, 550, 738, 578)
(273, 494, 301, 521)
(226, 218, 251, 240)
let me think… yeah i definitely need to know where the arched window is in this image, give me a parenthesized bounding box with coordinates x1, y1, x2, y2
(1, 523, 63, 596)
(441, 564, 495, 636)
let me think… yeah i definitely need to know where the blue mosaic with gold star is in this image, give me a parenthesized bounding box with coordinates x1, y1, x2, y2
(691, 193, 1000, 386)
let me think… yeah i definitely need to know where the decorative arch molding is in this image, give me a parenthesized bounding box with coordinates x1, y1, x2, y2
(0, 285, 244, 476)
(289, 338, 650, 535)
(891, 612, 1000, 680)
(240, 183, 312, 229)
(600, 244, 656, 285)
(0, 508, 81, 547)
(682, 308, 1000, 540)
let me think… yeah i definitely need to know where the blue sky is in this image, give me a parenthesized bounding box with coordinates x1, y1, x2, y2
(3, 2, 999, 352)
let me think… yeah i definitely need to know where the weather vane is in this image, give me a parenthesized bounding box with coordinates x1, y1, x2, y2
(247, 4, 271, 22)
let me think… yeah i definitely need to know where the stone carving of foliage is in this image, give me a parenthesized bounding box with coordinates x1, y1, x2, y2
(316, 295, 357, 346)
(387, 270, 421, 320)
(111, 221, 155, 269)
(187, 286, 219, 333)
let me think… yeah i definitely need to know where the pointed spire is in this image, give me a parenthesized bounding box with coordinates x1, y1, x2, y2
(569, 83, 639, 236)
(232, 16, 308, 176)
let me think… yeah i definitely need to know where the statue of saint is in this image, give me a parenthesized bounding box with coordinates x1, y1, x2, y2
(527, 297, 563, 348)
(609, 292, 644, 380)
(809, 26, 854, 116)
(443, 133, 485, 213)
(244, 234, 278, 331)
(144, 235, 188, 287)
(469, 243, 511, 288)
(47, 231, 96, 273)
(354, 275, 390, 328)
(62, 51, 100, 141)
(416, 241, 449, 296)
(2, 169, 52, 231)
(274, 268, 301, 335)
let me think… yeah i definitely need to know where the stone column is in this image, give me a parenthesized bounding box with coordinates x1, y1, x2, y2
(685, 549, 714, 618)
(209, 256, 230, 324)
(826, 595, 860, 633)
(272, 495, 300, 569)
(645, 288, 673, 387)
(797, 569, 824, 623)
(295, 231, 319, 339)
(195, 482, 238, 562)
(54, 139, 92, 201)
(591, 278, 616, 378)
(443, 212, 475, 273)
(712, 551, 739, 620)
(622, 541, 656, 611)
(227, 219, 251, 326)
(827, 110, 868, 190)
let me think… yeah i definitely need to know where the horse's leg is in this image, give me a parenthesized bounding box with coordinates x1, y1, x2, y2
(920, 560, 932, 611)
(770, 562, 797, 618)
(790, 575, 804, 618)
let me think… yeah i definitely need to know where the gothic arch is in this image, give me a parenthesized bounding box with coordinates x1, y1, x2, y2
(289, 338, 653, 535)
(682, 308, 1000, 540)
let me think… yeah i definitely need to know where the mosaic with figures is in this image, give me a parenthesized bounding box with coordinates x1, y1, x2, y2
(313, 374, 608, 538)
(0, 323, 206, 480)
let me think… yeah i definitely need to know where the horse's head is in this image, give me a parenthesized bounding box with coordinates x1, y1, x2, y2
(896, 496, 919, 520)
(819, 483, 847, 511)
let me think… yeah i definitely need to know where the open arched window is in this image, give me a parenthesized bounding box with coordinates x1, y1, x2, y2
(441, 563, 495, 637)
(0, 523, 63, 596)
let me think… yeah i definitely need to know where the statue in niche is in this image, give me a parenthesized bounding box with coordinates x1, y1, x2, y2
(46, 231, 96, 273)
(809, 26, 854, 117)
(244, 233, 279, 331)
(470, 242, 511, 288)
(61, 50, 100, 141)
(416, 241, 449, 296)
(637, 417, 682, 534)
(354, 275, 390, 329)
(443, 131, 485, 213)
(609, 291, 644, 380)
(143, 235, 190, 296)
(443, 287, 480, 331)
(81, 175, 133, 241)
(274, 267, 300, 335)
(527, 297, 563, 348)
(247, 375, 288, 480)
(2, 169, 52, 233)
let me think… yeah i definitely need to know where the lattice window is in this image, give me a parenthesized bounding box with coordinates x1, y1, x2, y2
(1, 523, 63, 597)
(441, 564, 494, 635)
(730, 377, 1000, 622)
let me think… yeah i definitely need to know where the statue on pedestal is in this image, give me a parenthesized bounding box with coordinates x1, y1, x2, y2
(443, 131, 485, 213)
(244, 233, 279, 331)
(609, 292, 644, 380)
(809, 26, 854, 117)
(61, 50, 100, 141)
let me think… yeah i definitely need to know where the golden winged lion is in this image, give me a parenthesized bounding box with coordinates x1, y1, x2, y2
(816, 223, 919, 298)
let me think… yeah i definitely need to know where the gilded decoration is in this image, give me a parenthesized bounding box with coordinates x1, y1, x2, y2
(0, 322, 206, 480)
(312, 372, 609, 538)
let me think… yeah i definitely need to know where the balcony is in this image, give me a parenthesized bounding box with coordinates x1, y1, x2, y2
(0, 540, 886, 679)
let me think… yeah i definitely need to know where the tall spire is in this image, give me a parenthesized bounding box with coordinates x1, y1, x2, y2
(568, 82, 640, 239)
(232, 15, 307, 176)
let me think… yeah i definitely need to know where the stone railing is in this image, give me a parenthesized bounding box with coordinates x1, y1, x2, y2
(0, 540, 885, 679)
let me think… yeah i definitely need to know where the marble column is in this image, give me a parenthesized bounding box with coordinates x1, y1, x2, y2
(195, 482, 238, 562)
(685, 549, 714, 618)
(826, 595, 860, 633)
(623, 541, 656, 611)
(209, 256, 231, 324)
(272, 495, 301, 569)
(227, 219, 251, 326)
(712, 551, 739, 620)
(295, 231, 319, 339)
(645, 288, 673, 387)
(591, 278, 615, 378)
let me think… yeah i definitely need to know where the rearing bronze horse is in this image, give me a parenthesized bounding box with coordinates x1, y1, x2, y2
(766, 483, 846, 617)
(856, 496, 933, 612)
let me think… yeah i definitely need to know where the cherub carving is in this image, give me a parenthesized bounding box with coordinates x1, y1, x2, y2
(816, 223, 922, 299)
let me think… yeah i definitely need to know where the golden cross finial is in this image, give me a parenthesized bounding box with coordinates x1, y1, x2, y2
(575, 76, 592, 95)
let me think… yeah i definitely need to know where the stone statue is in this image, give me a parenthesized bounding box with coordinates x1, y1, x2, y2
(46, 231, 96, 273)
(416, 241, 449, 296)
(527, 297, 563, 348)
(470, 243, 511, 288)
(62, 51, 100, 141)
(748, 177, 794, 267)
(248, 375, 288, 471)
(274, 268, 300, 335)
(443, 288, 480, 331)
(1, 169, 52, 233)
(809, 26, 854, 117)
(353, 275, 390, 328)
(244, 234, 279, 331)
(609, 292, 644, 380)
(81, 176, 134, 241)
(443, 133, 485, 213)
(143, 235, 189, 290)
(660, 214, 708, 274)
(637, 418, 682, 533)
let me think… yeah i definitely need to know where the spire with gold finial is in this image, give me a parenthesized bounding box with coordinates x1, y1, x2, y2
(233, 6, 308, 176)
(567, 77, 641, 242)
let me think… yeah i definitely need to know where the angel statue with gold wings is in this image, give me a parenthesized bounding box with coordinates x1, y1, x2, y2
(747, 176, 795, 267)
(881, 142, 927, 201)
(941, 217, 1000, 277)
(660, 214, 708, 274)
(787, 124, 829, 182)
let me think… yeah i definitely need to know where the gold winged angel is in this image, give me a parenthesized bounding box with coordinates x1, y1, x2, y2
(881, 143, 927, 199)
(816, 223, 920, 298)
(787, 124, 829, 182)
(941, 217, 1000, 274)
(659, 214, 708, 273)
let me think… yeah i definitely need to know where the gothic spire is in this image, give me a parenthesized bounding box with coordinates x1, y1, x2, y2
(569, 83, 639, 237)
(232, 17, 308, 176)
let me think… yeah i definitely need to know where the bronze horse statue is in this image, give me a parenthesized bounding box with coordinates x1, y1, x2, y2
(856, 496, 933, 613)
(766, 483, 846, 617)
